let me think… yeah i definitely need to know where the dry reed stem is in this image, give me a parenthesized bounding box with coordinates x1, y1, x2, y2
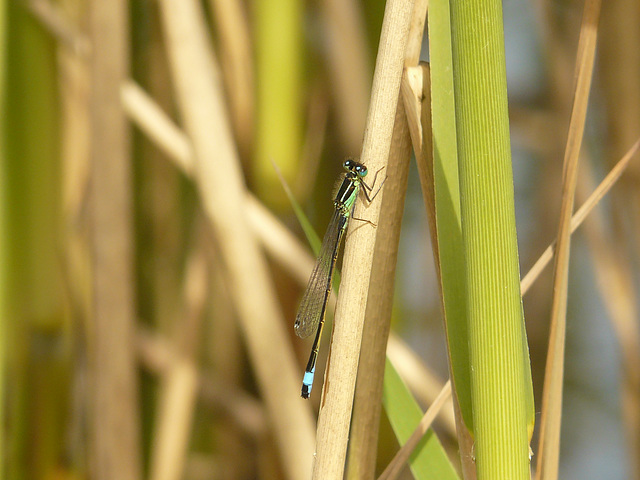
(401, 65, 425, 161)
(377, 381, 452, 480)
(347, 3, 427, 474)
(347, 78, 413, 480)
(536, 1, 601, 479)
(311, 0, 415, 477)
(120, 81, 194, 174)
(409, 62, 438, 261)
(156, 1, 315, 478)
(88, 1, 141, 479)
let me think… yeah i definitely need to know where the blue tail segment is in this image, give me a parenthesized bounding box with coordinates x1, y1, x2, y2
(301, 368, 315, 399)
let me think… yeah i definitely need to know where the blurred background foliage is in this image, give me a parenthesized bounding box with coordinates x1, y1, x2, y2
(1, 0, 639, 479)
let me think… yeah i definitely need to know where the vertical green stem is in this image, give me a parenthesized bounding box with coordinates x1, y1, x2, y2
(254, 0, 302, 206)
(449, 0, 531, 478)
(0, 0, 6, 475)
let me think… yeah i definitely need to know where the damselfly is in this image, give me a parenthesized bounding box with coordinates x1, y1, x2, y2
(295, 159, 383, 398)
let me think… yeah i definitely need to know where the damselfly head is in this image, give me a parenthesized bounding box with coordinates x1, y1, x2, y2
(343, 159, 368, 177)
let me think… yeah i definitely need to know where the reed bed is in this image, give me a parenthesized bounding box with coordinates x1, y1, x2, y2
(2, 0, 640, 479)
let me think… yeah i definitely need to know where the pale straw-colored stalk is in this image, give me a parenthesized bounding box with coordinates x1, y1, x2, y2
(156, 1, 315, 478)
(347, 3, 427, 477)
(536, 2, 601, 479)
(311, 0, 415, 477)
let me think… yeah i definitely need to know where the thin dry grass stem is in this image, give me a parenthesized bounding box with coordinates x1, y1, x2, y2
(312, 0, 415, 477)
(207, 0, 253, 158)
(536, 2, 601, 479)
(347, 78, 413, 480)
(386, 335, 456, 435)
(347, 3, 427, 475)
(521, 138, 640, 295)
(54, 0, 92, 379)
(321, 0, 370, 152)
(149, 250, 208, 480)
(60, 61, 90, 218)
(88, 1, 141, 479)
(377, 381, 452, 480)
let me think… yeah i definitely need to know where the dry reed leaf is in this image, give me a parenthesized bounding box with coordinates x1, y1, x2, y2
(401, 65, 425, 160)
